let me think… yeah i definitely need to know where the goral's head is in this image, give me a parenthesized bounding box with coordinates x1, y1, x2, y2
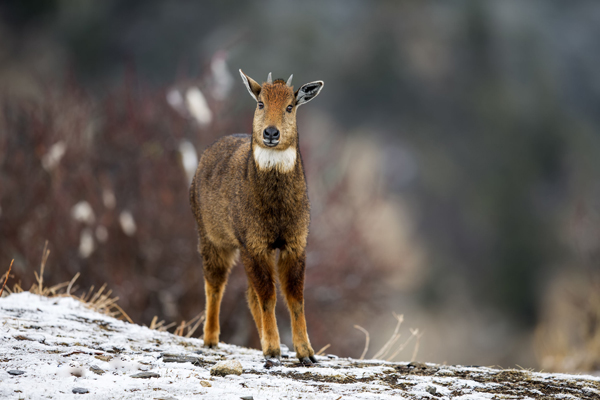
(239, 70, 323, 153)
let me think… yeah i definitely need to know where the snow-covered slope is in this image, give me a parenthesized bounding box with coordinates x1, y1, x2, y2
(1, 292, 599, 399)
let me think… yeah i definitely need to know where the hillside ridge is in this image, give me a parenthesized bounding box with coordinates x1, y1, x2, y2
(1, 292, 599, 399)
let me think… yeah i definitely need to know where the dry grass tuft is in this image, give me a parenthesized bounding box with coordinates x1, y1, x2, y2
(0, 259, 13, 298)
(316, 343, 331, 356)
(355, 313, 422, 362)
(354, 325, 370, 360)
(3, 241, 133, 323)
(148, 312, 205, 338)
(174, 312, 205, 338)
(78, 283, 133, 324)
(535, 274, 600, 372)
(148, 315, 175, 332)
(1, 242, 212, 338)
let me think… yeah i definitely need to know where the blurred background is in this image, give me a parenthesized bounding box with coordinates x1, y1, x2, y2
(1, 0, 599, 372)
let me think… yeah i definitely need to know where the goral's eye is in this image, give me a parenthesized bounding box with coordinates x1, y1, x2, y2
(286, 105, 293, 113)
(258, 101, 264, 109)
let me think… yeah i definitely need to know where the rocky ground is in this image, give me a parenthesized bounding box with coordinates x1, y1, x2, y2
(1, 292, 599, 399)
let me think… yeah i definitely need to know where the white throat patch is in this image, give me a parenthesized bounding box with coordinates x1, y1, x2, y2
(253, 146, 297, 173)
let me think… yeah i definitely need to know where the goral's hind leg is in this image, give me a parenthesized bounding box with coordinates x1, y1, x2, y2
(200, 239, 237, 348)
(278, 248, 316, 364)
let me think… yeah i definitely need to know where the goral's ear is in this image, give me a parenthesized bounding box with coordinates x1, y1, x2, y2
(295, 81, 324, 107)
(239, 69, 262, 101)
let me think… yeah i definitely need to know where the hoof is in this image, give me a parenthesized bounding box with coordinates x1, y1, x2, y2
(263, 357, 281, 369)
(203, 342, 218, 349)
(309, 355, 318, 363)
(299, 357, 314, 366)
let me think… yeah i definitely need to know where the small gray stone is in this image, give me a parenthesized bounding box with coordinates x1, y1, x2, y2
(8, 370, 25, 376)
(210, 360, 243, 377)
(14, 333, 46, 343)
(89, 365, 105, 375)
(131, 371, 160, 379)
(72, 387, 89, 394)
(13, 334, 34, 341)
(94, 354, 112, 362)
(435, 369, 454, 376)
(99, 343, 124, 353)
(582, 387, 596, 396)
(240, 396, 254, 400)
(263, 358, 281, 369)
(426, 385, 437, 395)
(161, 353, 201, 364)
(408, 362, 428, 370)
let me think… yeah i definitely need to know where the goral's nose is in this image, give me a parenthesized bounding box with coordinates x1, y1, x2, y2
(263, 126, 280, 141)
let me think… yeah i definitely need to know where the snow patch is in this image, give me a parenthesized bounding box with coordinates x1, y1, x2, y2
(1, 292, 599, 400)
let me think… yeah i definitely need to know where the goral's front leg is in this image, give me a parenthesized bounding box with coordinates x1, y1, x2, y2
(277, 248, 317, 365)
(240, 248, 282, 366)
